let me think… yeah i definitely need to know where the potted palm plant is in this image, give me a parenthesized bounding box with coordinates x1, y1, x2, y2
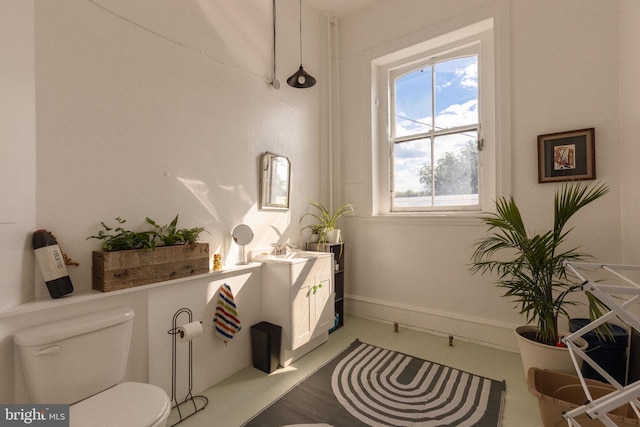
(470, 181, 609, 375)
(300, 200, 354, 247)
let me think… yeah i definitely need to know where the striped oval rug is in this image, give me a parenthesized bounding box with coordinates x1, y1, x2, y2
(244, 339, 505, 427)
(332, 341, 503, 426)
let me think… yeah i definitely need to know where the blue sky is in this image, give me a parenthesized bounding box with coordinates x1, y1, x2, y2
(393, 56, 478, 193)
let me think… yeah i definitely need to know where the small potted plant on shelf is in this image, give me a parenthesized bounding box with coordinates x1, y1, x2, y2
(300, 200, 354, 248)
(469, 180, 610, 376)
(88, 214, 208, 292)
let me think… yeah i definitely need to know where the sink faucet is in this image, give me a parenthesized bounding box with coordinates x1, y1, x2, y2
(271, 243, 293, 255)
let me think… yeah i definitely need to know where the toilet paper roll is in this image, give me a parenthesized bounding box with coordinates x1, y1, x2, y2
(177, 321, 203, 342)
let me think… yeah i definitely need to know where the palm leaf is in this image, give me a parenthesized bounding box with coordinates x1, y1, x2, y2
(470, 181, 609, 345)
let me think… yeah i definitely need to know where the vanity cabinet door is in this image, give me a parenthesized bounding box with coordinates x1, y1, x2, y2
(290, 269, 333, 350)
(291, 277, 313, 350)
(313, 273, 333, 335)
(261, 254, 333, 353)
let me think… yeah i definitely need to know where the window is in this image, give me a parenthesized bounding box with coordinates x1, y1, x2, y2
(372, 19, 499, 216)
(391, 52, 479, 211)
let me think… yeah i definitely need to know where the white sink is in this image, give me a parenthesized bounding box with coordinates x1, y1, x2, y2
(251, 250, 321, 263)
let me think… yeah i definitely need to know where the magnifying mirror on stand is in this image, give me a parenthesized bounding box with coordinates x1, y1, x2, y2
(232, 224, 254, 265)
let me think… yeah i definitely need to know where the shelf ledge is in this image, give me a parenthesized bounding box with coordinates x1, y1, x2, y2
(0, 263, 261, 319)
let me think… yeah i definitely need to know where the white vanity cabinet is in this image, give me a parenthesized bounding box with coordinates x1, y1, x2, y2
(260, 252, 334, 366)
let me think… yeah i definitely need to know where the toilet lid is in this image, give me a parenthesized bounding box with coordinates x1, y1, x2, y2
(70, 382, 171, 427)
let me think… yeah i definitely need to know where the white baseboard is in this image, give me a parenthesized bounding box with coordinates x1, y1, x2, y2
(345, 294, 520, 352)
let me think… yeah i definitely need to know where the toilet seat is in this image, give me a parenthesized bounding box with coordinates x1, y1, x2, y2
(70, 382, 171, 427)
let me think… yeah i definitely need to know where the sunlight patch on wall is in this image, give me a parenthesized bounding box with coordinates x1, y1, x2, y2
(178, 177, 219, 221)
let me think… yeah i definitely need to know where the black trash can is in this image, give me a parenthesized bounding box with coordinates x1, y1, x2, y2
(569, 318, 628, 385)
(250, 322, 282, 373)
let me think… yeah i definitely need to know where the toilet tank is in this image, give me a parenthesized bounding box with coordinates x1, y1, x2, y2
(14, 306, 135, 404)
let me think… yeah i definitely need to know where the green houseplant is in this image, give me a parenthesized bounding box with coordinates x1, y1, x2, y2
(88, 215, 205, 251)
(300, 200, 354, 247)
(470, 181, 609, 373)
(470, 181, 609, 345)
(88, 215, 208, 292)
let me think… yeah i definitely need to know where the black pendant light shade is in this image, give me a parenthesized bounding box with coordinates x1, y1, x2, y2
(287, 0, 316, 88)
(287, 65, 316, 88)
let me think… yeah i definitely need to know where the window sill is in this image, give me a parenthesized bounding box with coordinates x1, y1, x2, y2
(363, 212, 483, 226)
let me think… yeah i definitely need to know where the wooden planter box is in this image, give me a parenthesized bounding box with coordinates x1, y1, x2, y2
(92, 243, 209, 292)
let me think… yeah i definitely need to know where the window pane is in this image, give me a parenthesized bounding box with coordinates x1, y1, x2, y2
(432, 132, 478, 206)
(394, 67, 432, 137)
(392, 138, 432, 208)
(434, 56, 478, 131)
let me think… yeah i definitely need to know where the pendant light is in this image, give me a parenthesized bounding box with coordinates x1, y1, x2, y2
(287, 0, 316, 88)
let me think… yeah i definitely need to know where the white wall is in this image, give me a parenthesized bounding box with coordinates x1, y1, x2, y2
(31, 0, 327, 299)
(0, 0, 329, 403)
(0, 0, 36, 310)
(338, 0, 623, 349)
(146, 271, 263, 400)
(620, 0, 640, 263)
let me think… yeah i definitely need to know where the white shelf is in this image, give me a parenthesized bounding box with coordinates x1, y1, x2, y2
(0, 262, 262, 319)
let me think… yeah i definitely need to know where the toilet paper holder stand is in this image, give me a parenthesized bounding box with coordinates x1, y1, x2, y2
(167, 307, 209, 426)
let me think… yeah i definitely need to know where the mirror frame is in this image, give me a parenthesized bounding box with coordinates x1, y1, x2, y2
(260, 152, 291, 210)
(231, 224, 254, 245)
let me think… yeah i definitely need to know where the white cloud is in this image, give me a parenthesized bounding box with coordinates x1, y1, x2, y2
(436, 99, 478, 128)
(458, 63, 478, 88)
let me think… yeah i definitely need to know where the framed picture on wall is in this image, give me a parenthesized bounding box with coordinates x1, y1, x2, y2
(537, 128, 596, 183)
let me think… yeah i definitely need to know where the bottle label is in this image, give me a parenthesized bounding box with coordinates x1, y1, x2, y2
(34, 245, 69, 282)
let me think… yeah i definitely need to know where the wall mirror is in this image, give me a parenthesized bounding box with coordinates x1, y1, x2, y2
(260, 152, 291, 210)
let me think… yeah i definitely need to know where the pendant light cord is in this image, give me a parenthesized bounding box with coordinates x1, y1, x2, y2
(272, 0, 278, 84)
(298, 0, 303, 65)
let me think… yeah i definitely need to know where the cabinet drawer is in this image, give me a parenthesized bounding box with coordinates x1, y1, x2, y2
(297, 271, 332, 293)
(290, 256, 331, 285)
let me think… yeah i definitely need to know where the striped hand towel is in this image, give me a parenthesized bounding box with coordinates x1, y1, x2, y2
(214, 283, 241, 343)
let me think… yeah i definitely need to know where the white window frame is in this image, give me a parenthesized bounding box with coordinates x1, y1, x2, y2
(369, 16, 508, 219)
(389, 44, 481, 212)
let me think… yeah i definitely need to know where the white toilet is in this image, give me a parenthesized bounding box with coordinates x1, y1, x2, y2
(14, 306, 172, 427)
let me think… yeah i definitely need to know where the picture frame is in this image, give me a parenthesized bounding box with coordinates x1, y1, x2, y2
(537, 128, 595, 183)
